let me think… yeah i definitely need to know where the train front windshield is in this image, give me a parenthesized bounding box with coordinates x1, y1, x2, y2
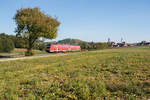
(46, 44, 50, 49)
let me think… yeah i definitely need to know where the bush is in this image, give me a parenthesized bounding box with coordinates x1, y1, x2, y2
(13, 37, 26, 48)
(33, 43, 46, 51)
(38, 43, 46, 51)
(25, 51, 34, 56)
(96, 43, 109, 50)
(0, 33, 26, 48)
(79, 42, 109, 50)
(79, 42, 90, 50)
(0, 38, 14, 53)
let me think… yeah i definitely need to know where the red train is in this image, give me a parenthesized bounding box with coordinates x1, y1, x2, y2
(46, 44, 81, 53)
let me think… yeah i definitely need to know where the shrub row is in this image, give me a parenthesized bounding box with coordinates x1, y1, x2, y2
(0, 37, 14, 53)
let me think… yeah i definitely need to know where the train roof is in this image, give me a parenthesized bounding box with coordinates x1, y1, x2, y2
(50, 44, 80, 46)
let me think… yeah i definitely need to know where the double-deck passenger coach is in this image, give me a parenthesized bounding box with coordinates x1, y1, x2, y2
(46, 44, 81, 53)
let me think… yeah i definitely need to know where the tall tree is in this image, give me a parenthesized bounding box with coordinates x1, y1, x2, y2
(14, 7, 60, 56)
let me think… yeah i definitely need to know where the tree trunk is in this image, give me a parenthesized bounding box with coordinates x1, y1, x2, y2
(26, 43, 33, 56)
(25, 37, 34, 56)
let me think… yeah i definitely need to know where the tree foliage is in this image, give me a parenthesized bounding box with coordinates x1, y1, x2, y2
(0, 33, 26, 48)
(33, 42, 46, 51)
(14, 7, 60, 56)
(0, 36, 14, 53)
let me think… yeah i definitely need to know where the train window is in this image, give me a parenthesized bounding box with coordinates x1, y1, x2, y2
(53, 46, 57, 48)
(46, 45, 50, 49)
(50, 45, 80, 49)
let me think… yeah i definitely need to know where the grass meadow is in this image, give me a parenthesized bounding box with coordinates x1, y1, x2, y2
(0, 46, 150, 100)
(0, 48, 47, 56)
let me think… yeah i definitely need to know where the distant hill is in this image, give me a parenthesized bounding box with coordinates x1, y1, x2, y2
(57, 38, 86, 45)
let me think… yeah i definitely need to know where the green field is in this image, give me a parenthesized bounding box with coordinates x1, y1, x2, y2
(0, 47, 150, 100)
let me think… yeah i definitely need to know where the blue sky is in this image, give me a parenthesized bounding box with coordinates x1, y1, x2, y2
(0, 0, 150, 43)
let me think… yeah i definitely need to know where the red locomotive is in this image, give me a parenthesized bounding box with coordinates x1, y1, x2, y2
(46, 44, 81, 53)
